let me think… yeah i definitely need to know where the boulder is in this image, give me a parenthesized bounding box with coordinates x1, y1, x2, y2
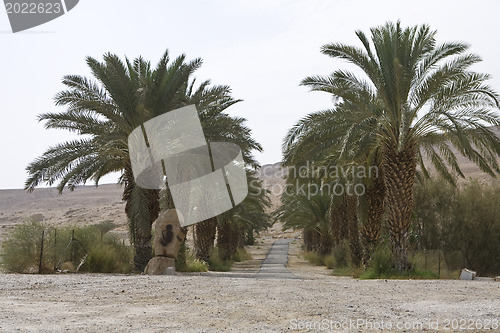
(144, 257, 175, 275)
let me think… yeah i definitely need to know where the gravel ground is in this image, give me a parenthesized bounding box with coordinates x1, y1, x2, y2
(0, 270, 498, 332)
(0, 237, 498, 332)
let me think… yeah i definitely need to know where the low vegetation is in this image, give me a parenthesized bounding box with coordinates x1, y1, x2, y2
(0, 220, 132, 274)
(299, 179, 500, 278)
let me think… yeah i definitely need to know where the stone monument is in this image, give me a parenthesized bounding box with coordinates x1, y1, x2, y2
(144, 209, 186, 275)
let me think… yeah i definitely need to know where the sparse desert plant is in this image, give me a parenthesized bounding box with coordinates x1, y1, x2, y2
(82, 238, 133, 273)
(0, 221, 132, 274)
(331, 240, 351, 269)
(0, 219, 52, 273)
(93, 220, 117, 235)
(303, 251, 324, 266)
(232, 248, 252, 262)
(207, 247, 232, 272)
(175, 243, 208, 273)
(324, 254, 335, 269)
(413, 178, 500, 276)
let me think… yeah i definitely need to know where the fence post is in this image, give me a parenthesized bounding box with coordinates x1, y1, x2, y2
(38, 230, 45, 274)
(71, 229, 75, 262)
(424, 249, 427, 271)
(53, 229, 57, 270)
(438, 243, 441, 278)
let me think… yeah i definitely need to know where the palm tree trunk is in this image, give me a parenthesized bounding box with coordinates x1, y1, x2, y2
(303, 229, 314, 251)
(346, 195, 362, 267)
(383, 144, 417, 271)
(194, 217, 217, 262)
(361, 171, 385, 263)
(217, 219, 238, 261)
(123, 165, 160, 272)
(318, 230, 333, 256)
(237, 224, 246, 249)
(330, 197, 349, 245)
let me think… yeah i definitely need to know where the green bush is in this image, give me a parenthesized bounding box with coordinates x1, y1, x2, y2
(175, 244, 208, 273)
(245, 227, 255, 245)
(175, 241, 187, 271)
(303, 241, 350, 269)
(361, 244, 439, 279)
(207, 247, 232, 271)
(232, 248, 252, 262)
(413, 178, 500, 276)
(324, 254, 335, 269)
(0, 221, 132, 274)
(303, 251, 324, 266)
(331, 241, 350, 268)
(364, 245, 392, 277)
(0, 219, 51, 273)
(184, 258, 209, 272)
(83, 239, 132, 273)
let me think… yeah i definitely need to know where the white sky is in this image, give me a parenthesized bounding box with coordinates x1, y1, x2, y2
(1, 0, 500, 190)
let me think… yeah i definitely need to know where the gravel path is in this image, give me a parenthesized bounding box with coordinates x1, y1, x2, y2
(256, 239, 297, 279)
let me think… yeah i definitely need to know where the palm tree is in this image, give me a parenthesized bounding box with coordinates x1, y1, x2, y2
(217, 171, 271, 261)
(283, 107, 384, 263)
(25, 50, 262, 271)
(302, 21, 500, 270)
(183, 83, 263, 262)
(275, 179, 333, 256)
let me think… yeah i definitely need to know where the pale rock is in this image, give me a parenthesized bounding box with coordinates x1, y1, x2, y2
(144, 257, 176, 275)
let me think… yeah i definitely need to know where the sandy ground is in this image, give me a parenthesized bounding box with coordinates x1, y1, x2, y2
(0, 237, 498, 333)
(0, 273, 498, 332)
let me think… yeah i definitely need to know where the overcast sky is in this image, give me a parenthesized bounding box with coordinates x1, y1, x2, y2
(1, 0, 500, 190)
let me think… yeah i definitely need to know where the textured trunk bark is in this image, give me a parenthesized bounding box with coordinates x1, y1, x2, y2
(237, 224, 246, 249)
(123, 165, 160, 272)
(330, 201, 341, 246)
(217, 220, 238, 261)
(361, 170, 386, 264)
(346, 195, 362, 267)
(383, 143, 417, 271)
(318, 230, 333, 256)
(330, 196, 349, 246)
(303, 229, 314, 252)
(194, 217, 218, 262)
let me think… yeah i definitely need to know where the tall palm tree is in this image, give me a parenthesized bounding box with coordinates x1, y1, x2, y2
(302, 21, 500, 270)
(283, 107, 384, 263)
(183, 83, 263, 262)
(25, 50, 262, 271)
(217, 171, 271, 261)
